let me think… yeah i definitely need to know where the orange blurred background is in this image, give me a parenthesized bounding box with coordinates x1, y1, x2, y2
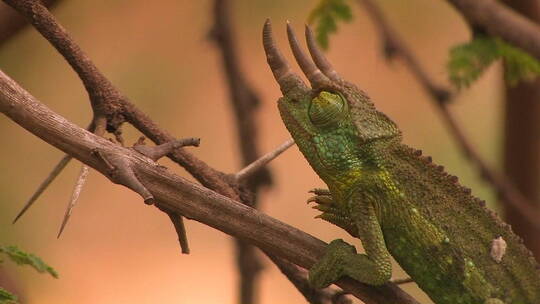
(0, 0, 504, 303)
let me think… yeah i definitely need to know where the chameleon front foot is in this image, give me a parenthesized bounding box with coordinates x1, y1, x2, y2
(309, 239, 392, 288)
(309, 239, 358, 288)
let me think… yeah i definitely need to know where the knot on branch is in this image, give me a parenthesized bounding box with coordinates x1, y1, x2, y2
(133, 137, 201, 162)
(92, 148, 154, 205)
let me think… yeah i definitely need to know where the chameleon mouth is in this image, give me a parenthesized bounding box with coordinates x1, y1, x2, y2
(262, 19, 344, 93)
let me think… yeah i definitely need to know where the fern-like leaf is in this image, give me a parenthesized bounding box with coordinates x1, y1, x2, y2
(448, 36, 540, 88)
(499, 40, 540, 85)
(0, 288, 18, 304)
(0, 245, 58, 278)
(308, 0, 353, 49)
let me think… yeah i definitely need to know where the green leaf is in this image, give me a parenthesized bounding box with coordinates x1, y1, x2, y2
(0, 288, 18, 304)
(499, 40, 540, 85)
(447, 37, 499, 89)
(0, 245, 58, 278)
(308, 0, 353, 49)
(447, 36, 540, 88)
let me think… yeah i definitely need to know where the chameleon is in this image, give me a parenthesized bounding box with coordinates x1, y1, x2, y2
(262, 20, 540, 304)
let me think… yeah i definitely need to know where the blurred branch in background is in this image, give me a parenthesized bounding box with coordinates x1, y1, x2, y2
(502, 0, 540, 260)
(209, 1, 352, 303)
(447, 0, 540, 62)
(209, 1, 267, 302)
(356, 0, 540, 231)
(0, 0, 60, 47)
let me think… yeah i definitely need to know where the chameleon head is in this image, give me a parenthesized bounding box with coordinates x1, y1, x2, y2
(262, 19, 401, 166)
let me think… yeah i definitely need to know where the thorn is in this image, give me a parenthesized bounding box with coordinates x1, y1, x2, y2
(235, 138, 295, 183)
(13, 154, 72, 224)
(167, 211, 190, 254)
(57, 165, 90, 238)
(133, 138, 200, 161)
(93, 148, 154, 204)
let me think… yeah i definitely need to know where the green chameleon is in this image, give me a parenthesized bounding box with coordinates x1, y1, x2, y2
(262, 20, 540, 304)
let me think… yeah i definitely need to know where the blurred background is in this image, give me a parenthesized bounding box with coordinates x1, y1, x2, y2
(0, 0, 519, 303)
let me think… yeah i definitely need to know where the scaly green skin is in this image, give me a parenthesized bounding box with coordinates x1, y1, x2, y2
(275, 77, 540, 303)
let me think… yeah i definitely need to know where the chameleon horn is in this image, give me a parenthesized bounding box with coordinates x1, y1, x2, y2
(286, 22, 331, 88)
(263, 19, 307, 93)
(305, 25, 343, 82)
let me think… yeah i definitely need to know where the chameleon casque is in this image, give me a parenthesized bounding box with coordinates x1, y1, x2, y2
(262, 20, 540, 304)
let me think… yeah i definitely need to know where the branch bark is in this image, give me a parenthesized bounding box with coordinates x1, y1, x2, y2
(0, 69, 420, 304)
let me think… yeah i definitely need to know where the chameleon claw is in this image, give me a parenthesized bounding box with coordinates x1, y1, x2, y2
(312, 204, 333, 212)
(308, 188, 331, 195)
(307, 195, 334, 206)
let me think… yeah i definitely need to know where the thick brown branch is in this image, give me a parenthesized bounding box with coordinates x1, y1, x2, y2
(0, 69, 420, 304)
(358, 0, 540, 228)
(446, 0, 540, 61)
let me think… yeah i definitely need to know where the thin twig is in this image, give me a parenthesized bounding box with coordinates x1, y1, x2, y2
(357, 0, 540, 228)
(235, 139, 295, 183)
(166, 211, 190, 254)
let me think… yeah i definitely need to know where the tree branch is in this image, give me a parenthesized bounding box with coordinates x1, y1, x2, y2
(0, 69, 420, 304)
(446, 0, 540, 61)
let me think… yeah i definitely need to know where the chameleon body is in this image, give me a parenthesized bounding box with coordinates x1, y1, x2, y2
(263, 20, 540, 304)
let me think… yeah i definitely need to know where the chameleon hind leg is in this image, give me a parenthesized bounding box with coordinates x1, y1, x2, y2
(308, 190, 392, 288)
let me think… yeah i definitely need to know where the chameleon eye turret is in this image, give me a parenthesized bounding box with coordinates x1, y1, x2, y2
(309, 91, 345, 127)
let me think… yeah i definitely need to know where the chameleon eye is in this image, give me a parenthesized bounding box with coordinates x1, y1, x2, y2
(308, 91, 345, 127)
